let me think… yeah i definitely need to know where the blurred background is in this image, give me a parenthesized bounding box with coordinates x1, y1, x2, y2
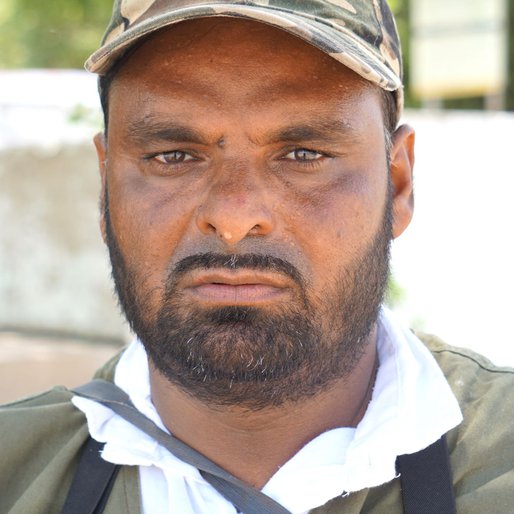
(1, 0, 513, 403)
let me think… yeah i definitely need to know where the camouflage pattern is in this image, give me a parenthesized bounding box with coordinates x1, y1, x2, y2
(86, 0, 404, 114)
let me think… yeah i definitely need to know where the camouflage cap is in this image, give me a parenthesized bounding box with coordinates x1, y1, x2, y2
(86, 0, 404, 115)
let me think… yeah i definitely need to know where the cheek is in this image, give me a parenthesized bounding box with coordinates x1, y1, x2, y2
(107, 170, 195, 282)
(286, 171, 387, 266)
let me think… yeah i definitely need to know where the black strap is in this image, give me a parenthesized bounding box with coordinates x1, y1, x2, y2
(397, 436, 456, 514)
(61, 437, 120, 514)
(66, 380, 456, 514)
(71, 379, 290, 514)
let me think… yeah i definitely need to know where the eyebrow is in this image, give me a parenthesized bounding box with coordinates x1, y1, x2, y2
(125, 118, 209, 146)
(124, 116, 358, 147)
(263, 119, 358, 145)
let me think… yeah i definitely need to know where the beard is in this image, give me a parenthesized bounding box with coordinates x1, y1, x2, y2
(104, 189, 392, 410)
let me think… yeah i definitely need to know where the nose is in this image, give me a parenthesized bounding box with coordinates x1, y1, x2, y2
(195, 166, 275, 245)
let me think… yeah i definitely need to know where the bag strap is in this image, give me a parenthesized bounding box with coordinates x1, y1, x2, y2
(67, 379, 457, 514)
(61, 437, 120, 514)
(397, 435, 456, 514)
(71, 379, 290, 514)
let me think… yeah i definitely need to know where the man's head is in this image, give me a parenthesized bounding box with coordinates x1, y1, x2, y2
(90, 2, 414, 409)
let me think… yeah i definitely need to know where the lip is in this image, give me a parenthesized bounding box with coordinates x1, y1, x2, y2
(183, 270, 292, 305)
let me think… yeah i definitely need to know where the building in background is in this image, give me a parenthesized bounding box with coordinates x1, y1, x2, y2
(410, 0, 509, 109)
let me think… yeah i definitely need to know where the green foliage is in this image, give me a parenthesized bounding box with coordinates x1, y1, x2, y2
(388, 0, 421, 108)
(385, 274, 407, 309)
(0, 0, 112, 68)
(506, 1, 514, 111)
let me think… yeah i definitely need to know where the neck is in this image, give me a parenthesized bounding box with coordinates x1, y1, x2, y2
(149, 325, 378, 489)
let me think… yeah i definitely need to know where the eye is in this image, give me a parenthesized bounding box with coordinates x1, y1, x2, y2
(284, 149, 324, 161)
(153, 150, 194, 164)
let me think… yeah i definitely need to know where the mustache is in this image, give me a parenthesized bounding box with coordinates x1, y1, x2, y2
(170, 252, 305, 287)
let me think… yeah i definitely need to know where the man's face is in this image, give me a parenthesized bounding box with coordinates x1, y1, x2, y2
(97, 18, 413, 408)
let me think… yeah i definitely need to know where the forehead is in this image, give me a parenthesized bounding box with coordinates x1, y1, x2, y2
(117, 17, 344, 67)
(105, 18, 386, 143)
(111, 18, 378, 100)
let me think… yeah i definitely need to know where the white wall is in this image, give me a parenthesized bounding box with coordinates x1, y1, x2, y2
(0, 143, 127, 341)
(393, 110, 514, 366)
(0, 71, 126, 341)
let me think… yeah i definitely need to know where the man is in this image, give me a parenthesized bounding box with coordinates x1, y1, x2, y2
(1, 1, 513, 513)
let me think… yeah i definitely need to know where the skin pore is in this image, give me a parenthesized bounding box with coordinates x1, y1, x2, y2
(94, 18, 415, 487)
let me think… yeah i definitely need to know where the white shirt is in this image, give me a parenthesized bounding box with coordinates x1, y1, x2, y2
(73, 307, 462, 513)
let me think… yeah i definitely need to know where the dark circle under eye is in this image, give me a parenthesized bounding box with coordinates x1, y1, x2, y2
(294, 149, 320, 161)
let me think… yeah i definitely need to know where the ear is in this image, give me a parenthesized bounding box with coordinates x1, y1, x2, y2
(389, 124, 415, 239)
(94, 132, 108, 244)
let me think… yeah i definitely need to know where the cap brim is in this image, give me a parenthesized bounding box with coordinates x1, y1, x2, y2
(86, 4, 403, 117)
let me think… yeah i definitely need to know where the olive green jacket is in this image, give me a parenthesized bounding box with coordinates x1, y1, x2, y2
(1, 334, 513, 514)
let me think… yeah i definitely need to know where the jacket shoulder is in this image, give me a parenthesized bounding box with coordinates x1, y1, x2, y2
(0, 386, 88, 513)
(418, 332, 514, 513)
(419, 332, 514, 375)
(0, 350, 123, 514)
(0, 385, 86, 441)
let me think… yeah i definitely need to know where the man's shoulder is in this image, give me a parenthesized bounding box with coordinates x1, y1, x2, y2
(0, 351, 122, 513)
(417, 332, 514, 513)
(417, 331, 514, 391)
(0, 386, 87, 512)
(418, 331, 514, 436)
(1, 383, 74, 409)
(0, 385, 86, 466)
